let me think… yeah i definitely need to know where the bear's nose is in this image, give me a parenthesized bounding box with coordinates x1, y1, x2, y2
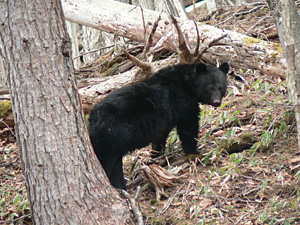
(211, 99, 221, 107)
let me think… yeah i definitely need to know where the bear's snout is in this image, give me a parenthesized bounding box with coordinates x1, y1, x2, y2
(211, 99, 222, 107)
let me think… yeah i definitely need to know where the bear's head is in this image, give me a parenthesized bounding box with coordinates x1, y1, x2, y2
(190, 62, 229, 107)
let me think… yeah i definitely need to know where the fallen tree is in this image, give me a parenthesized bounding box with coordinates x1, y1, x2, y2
(62, 0, 287, 78)
(0, 1, 288, 126)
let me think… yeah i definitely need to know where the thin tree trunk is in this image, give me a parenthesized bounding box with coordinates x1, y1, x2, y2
(154, 0, 189, 19)
(0, 0, 133, 224)
(62, 0, 287, 78)
(267, 0, 300, 150)
(66, 21, 83, 69)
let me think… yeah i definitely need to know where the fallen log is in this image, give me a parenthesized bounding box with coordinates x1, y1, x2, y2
(0, 70, 144, 117)
(62, 0, 287, 78)
(79, 56, 177, 114)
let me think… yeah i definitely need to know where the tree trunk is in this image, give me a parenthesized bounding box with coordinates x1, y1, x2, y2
(62, 0, 287, 78)
(154, 0, 189, 19)
(81, 25, 115, 63)
(267, 0, 300, 150)
(0, 0, 134, 224)
(0, 55, 6, 86)
(66, 21, 83, 69)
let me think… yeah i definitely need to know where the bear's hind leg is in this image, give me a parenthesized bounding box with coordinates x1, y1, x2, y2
(109, 155, 127, 190)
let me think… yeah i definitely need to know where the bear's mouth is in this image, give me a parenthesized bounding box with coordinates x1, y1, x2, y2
(210, 99, 222, 107)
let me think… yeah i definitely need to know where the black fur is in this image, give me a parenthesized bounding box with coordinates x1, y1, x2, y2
(88, 62, 229, 189)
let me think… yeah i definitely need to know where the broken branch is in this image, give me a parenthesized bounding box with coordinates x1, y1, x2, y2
(193, 33, 228, 63)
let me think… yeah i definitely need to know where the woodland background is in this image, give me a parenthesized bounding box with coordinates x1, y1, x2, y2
(0, 0, 300, 224)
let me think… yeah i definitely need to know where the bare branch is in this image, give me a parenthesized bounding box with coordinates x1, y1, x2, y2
(168, 14, 191, 64)
(193, 33, 228, 63)
(121, 190, 144, 225)
(193, 20, 200, 58)
(142, 12, 162, 60)
(123, 49, 151, 72)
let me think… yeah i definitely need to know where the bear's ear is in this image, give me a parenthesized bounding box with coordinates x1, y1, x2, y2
(218, 62, 230, 74)
(195, 63, 208, 73)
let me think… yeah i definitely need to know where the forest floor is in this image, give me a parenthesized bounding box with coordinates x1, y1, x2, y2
(1, 2, 300, 225)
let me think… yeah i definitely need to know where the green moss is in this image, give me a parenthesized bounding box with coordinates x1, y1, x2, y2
(271, 42, 284, 54)
(261, 119, 272, 130)
(100, 56, 125, 76)
(264, 43, 284, 63)
(269, 52, 278, 63)
(150, 199, 158, 205)
(221, 132, 256, 154)
(239, 133, 255, 143)
(0, 100, 12, 118)
(101, 64, 119, 77)
(255, 8, 269, 17)
(243, 37, 260, 45)
(107, 57, 123, 68)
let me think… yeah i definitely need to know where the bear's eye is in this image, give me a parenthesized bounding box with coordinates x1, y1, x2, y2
(209, 86, 215, 91)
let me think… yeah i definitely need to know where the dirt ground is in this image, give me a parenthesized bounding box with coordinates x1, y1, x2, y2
(1, 2, 300, 225)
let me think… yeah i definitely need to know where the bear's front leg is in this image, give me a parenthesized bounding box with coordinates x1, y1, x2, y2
(177, 111, 199, 155)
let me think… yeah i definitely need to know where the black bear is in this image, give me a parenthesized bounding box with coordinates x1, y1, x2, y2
(88, 62, 229, 189)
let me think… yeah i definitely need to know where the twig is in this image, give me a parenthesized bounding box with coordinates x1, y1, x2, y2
(122, 49, 152, 72)
(216, 15, 234, 27)
(129, 152, 140, 181)
(168, 14, 191, 63)
(193, 20, 200, 58)
(244, 1, 268, 6)
(139, 6, 146, 43)
(234, 5, 263, 16)
(157, 183, 185, 216)
(72, 45, 114, 60)
(0, 119, 16, 138)
(151, 30, 173, 53)
(216, 5, 264, 27)
(245, 17, 267, 35)
(134, 186, 141, 199)
(121, 190, 144, 225)
(234, 211, 251, 225)
(193, 33, 228, 63)
(242, 185, 261, 197)
(142, 12, 162, 61)
(151, 149, 182, 163)
(239, 174, 264, 182)
(11, 213, 31, 223)
(232, 16, 248, 34)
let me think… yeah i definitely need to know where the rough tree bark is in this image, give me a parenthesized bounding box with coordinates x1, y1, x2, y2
(0, 0, 134, 224)
(62, 0, 287, 78)
(267, 0, 300, 150)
